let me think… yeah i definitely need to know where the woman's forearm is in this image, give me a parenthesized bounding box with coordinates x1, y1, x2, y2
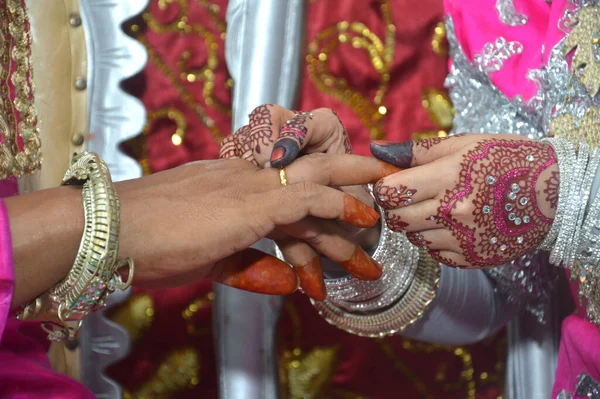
(4, 186, 83, 308)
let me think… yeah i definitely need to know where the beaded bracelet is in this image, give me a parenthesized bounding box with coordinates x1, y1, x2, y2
(17, 152, 134, 341)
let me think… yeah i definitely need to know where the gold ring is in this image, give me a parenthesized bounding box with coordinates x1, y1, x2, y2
(279, 168, 288, 186)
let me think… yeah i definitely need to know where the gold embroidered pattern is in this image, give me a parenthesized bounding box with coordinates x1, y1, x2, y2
(564, 6, 600, 97)
(108, 293, 155, 342)
(124, 348, 200, 399)
(432, 22, 449, 57)
(306, 0, 395, 140)
(549, 106, 600, 147)
(412, 25, 454, 141)
(280, 346, 340, 399)
(378, 337, 506, 399)
(124, 0, 231, 173)
(182, 291, 214, 336)
(0, 0, 42, 180)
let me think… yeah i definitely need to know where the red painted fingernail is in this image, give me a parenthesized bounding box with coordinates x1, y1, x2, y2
(296, 256, 327, 301)
(343, 195, 380, 228)
(370, 258, 383, 272)
(271, 147, 286, 163)
(219, 249, 298, 295)
(340, 246, 382, 280)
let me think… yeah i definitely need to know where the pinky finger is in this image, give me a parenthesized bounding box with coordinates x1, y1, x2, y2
(211, 248, 300, 295)
(276, 238, 327, 301)
(219, 132, 241, 159)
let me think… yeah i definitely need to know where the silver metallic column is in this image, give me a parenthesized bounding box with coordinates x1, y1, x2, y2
(78, 0, 147, 397)
(214, 1, 305, 398)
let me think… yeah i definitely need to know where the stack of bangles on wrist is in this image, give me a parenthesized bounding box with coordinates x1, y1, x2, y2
(541, 138, 600, 326)
(17, 152, 134, 341)
(274, 177, 440, 337)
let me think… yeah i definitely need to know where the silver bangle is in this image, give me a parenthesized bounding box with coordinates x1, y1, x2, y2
(320, 207, 419, 312)
(312, 248, 440, 337)
(539, 138, 575, 252)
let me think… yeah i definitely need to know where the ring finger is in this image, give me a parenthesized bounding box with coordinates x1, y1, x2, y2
(383, 200, 439, 232)
(407, 228, 461, 252)
(278, 217, 382, 281)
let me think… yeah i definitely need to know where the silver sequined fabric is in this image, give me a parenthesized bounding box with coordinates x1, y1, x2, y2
(557, 373, 600, 398)
(496, 0, 529, 26)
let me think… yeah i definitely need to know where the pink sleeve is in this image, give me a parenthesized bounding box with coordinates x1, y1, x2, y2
(0, 199, 15, 342)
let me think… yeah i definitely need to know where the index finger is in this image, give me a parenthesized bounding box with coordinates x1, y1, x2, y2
(270, 108, 351, 168)
(257, 153, 401, 189)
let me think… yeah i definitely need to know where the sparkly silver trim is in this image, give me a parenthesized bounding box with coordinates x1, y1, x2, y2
(445, 18, 544, 140)
(496, 0, 528, 27)
(557, 373, 600, 399)
(486, 252, 559, 322)
(474, 37, 524, 73)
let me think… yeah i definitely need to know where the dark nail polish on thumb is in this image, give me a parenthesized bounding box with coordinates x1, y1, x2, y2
(270, 138, 300, 168)
(370, 140, 414, 169)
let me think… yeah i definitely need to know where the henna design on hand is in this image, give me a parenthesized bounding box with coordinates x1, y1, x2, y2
(331, 109, 353, 154)
(244, 105, 275, 156)
(406, 232, 431, 248)
(374, 180, 417, 209)
(270, 111, 312, 166)
(384, 211, 410, 232)
(435, 139, 557, 268)
(279, 112, 310, 146)
(428, 250, 462, 268)
(414, 137, 445, 150)
(218, 105, 275, 164)
(543, 170, 560, 210)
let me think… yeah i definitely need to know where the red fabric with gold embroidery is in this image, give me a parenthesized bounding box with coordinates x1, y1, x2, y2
(110, 1, 505, 398)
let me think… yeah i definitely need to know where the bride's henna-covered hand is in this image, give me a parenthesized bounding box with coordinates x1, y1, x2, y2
(370, 134, 559, 268)
(219, 104, 352, 168)
(220, 105, 389, 301)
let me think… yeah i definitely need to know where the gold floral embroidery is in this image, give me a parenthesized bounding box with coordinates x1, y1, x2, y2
(124, 348, 201, 399)
(564, 6, 600, 97)
(306, 0, 395, 140)
(412, 26, 454, 141)
(549, 106, 600, 147)
(0, 0, 42, 180)
(108, 293, 155, 342)
(432, 21, 449, 57)
(280, 346, 341, 399)
(182, 292, 214, 336)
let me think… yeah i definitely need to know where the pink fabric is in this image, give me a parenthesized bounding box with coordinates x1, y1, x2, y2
(445, 0, 600, 394)
(0, 199, 15, 342)
(445, 0, 571, 101)
(0, 193, 94, 397)
(552, 316, 600, 397)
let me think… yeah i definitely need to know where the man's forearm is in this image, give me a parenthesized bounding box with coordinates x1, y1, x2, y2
(5, 186, 83, 308)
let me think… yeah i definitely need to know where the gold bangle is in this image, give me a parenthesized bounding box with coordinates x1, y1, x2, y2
(18, 152, 134, 341)
(279, 168, 288, 186)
